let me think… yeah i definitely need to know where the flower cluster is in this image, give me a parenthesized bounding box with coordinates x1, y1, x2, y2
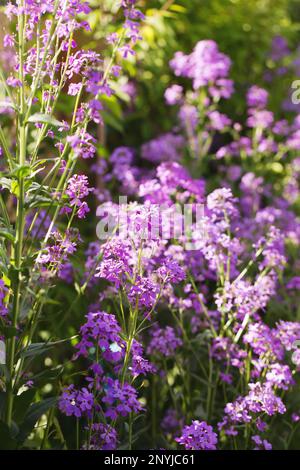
(147, 326, 183, 358)
(103, 378, 144, 420)
(36, 230, 77, 277)
(74, 311, 125, 362)
(176, 421, 218, 450)
(170, 40, 233, 99)
(65, 174, 93, 219)
(59, 385, 94, 418)
(88, 423, 117, 450)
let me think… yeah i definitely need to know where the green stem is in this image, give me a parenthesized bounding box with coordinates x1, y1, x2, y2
(6, 4, 27, 427)
(41, 407, 54, 450)
(14, 301, 44, 389)
(128, 412, 133, 450)
(76, 418, 80, 450)
(6, 127, 26, 428)
(206, 354, 213, 422)
(151, 375, 157, 448)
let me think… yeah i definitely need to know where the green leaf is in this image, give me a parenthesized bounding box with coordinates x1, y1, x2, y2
(102, 110, 124, 133)
(10, 165, 31, 179)
(26, 195, 58, 209)
(25, 182, 59, 209)
(170, 4, 187, 13)
(27, 113, 62, 128)
(19, 342, 55, 358)
(0, 229, 14, 242)
(13, 389, 36, 425)
(0, 420, 17, 449)
(19, 337, 76, 358)
(2, 273, 11, 287)
(17, 397, 57, 444)
(0, 392, 6, 421)
(0, 365, 10, 381)
(0, 324, 18, 339)
(0, 177, 12, 191)
(30, 366, 64, 386)
(10, 180, 19, 197)
(8, 264, 20, 285)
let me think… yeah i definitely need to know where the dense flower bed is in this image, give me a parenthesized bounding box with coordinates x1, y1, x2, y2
(0, 0, 299, 451)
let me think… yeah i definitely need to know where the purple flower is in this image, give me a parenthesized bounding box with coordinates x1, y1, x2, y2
(247, 86, 269, 109)
(6, 76, 22, 88)
(68, 82, 82, 96)
(170, 40, 232, 96)
(75, 311, 124, 363)
(247, 109, 274, 129)
(67, 131, 96, 159)
(227, 165, 242, 182)
(128, 276, 159, 309)
(176, 421, 218, 450)
(269, 35, 290, 61)
(88, 423, 117, 450)
(130, 340, 156, 376)
(66, 174, 93, 219)
(243, 322, 284, 360)
(147, 326, 183, 357)
(216, 136, 252, 159)
(77, 201, 90, 218)
(258, 226, 286, 270)
(110, 146, 134, 166)
(265, 364, 294, 390)
(275, 321, 300, 351)
(209, 78, 234, 99)
(95, 258, 129, 286)
(252, 435, 272, 450)
(59, 385, 94, 418)
(161, 409, 183, 437)
(95, 238, 132, 286)
(58, 262, 74, 284)
(102, 378, 144, 420)
(66, 174, 92, 202)
(36, 230, 77, 275)
(156, 258, 186, 284)
(207, 187, 238, 218)
(223, 382, 286, 426)
(179, 104, 198, 130)
(141, 133, 185, 164)
(164, 85, 183, 105)
(208, 111, 231, 131)
(3, 34, 14, 47)
(220, 372, 233, 384)
(256, 418, 267, 432)
(287, 277, 300, 290)
(210, 336, 247, 369)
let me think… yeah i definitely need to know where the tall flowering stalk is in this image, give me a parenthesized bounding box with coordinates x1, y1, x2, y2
(0, 0, 143, 442)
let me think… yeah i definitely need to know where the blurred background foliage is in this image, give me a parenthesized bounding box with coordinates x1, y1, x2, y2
(84, 0, 300, 145)
(3, 0, 299, 146)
